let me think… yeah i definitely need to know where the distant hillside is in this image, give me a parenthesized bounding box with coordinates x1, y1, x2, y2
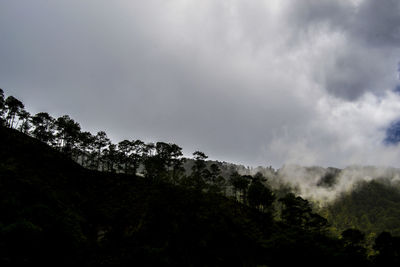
(322, 180, 400, 237)
(180, 157, 400, 241)
(1, 125, 386, 266)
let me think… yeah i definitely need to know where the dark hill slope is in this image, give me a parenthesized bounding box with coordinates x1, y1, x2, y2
(0, 126, 367, 266)
(0, 126, 91, 264)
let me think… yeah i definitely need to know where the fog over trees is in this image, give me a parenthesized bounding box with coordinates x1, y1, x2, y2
(2, 87, 400, 265)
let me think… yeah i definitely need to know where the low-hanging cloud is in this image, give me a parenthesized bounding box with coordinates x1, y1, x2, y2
(1, 0, 400, 168)
(274, 164, 400, 204)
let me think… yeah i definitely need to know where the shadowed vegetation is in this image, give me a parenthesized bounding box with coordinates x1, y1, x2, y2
(1, 88, 400, 265)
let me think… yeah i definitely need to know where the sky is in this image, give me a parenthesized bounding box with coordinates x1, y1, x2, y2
(1, 0, 400, 168)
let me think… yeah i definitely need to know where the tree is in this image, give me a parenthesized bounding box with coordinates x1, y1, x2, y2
(5, 96, 24, 128)
(279, 193, 327, 231)
(167, 143, 186, 184)
(17, 110, 31, 133)
(103, 143, 118, 172)
(117, 140, 133, 173)
(30, 112, 55, 144)
(155, 142, 174, 173)
(94, 131, 110, 171)
(229, 172, 250, 203)
(238, 175, 251, 204)
(143, 142, 185, 182)
(55, 115, 81, 155)
(77, 131, 96, 167)
(248, 174, 274, 212)
(129, 140, 145, 176)
(186, 151, 209, 190)
(207, 163, 225, 194)
(156, 142, 185, 183)
(229, 171, 242, 200)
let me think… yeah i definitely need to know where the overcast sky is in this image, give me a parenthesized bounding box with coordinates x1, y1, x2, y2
(1, 0, 400, 168)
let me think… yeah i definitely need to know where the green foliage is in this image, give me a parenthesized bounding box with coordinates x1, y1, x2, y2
(279, 193, 328, 232)
(247, 173, 275, 212)
(323, 180, 400, 237)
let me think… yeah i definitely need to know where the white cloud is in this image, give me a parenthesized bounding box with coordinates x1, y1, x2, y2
(1, 0, 400, 167)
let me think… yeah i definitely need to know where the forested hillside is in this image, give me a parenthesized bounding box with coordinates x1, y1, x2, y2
(0, 125, 363, 266)
(323, 180, 400, 237)
(1, 88, 400, 265)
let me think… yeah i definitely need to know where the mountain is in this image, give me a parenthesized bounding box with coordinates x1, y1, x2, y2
(0, 125, 378, 266)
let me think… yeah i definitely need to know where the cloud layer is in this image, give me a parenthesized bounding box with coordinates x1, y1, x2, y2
(1, 0, 400, 167)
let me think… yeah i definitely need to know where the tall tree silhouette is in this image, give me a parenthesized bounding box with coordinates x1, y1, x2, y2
(207, 163, 225, 194)
(103, 143, 118, 172)
(168, 143, 185, 184)
(143, 142, 184, 182)
(279, 193, 327, 232)
(248, 173, 274, 212)
(5, 96, 24, 128)
(30, 112, 55, 144)
(229, 172, 250, 203)
(55, 115, 81, 156)
(238, 175, 252, 204)
(94, 131, 110, 171)
(17, 110, 30, 133)
(77, 131, 96, 167)
(187, 151, 209, 190)
(229, 171, 241, 200)
(117, 139, 132, 173)
(157, 142, 185, 183)
(128, 140, 145, 175)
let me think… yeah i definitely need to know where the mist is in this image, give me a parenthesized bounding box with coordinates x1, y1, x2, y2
(264, 164, 400, 205)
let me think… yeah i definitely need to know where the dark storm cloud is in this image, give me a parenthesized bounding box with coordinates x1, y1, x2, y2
(1, 0, 400, 167)
(352, 0, 400, 47)
(287, 0, 400, 100)
(287, 0, 400, 48)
